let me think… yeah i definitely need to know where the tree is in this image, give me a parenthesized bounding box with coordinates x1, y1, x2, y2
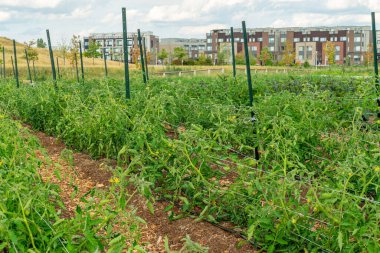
(57, 38, 69, 65)
(217, 49, 227, 65)
(364, 43, 373, 67)
(281, 41, 295, 66)
(158, 49, 168, 64)
(173, 47, 187, 65)
(131, 47, 141, 68)
(24, 40, 39, 62)
(68, 35, 80, 68)
(83, 40, 101, 64)
(36, 38, 47, 48)
(325, 41, 335, 65)
(259, 47, 273, 66)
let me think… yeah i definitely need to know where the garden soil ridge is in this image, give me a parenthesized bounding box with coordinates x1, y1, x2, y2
(25, 124, 256, 252)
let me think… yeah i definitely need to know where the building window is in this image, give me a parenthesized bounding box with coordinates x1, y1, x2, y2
(207, 38, 212, 43)
(207, 46, 212, 51)
(304, 37, 310, 42)
(354, 46, 361, 52)
(258, 37, 262, 42)
(294, 38, 300, 42)
(340, 36, 347, 41)
(354, 37, 361, 42)
(218, 38, 224, 42)
(298, 55, 304, 60)
(320, 37, 326, 42)
(269, 46, 275, 52)
(335, 46, 341, 51)
(335, 55, 340, 61)
(313, 37, 319, 41)
(269, 37, 275, 43)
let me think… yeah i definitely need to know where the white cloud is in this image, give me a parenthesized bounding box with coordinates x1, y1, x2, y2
(70, 6, 92, 18)
(0, 0, 61, 8)
(147, 0, 250, 22)
(178, 24, 228, 37)
(0, 10, 10, 21)
(325, 0, 380, 11)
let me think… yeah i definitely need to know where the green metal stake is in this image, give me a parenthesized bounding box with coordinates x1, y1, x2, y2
(2, 46, 5, 78)
(24, 49, 32, 83)
(137, 29, 147, 84)
(242, 21, 253, 106)
(372, 12, 380, 118)
(143, 38, 149, 81)
(11, 56, 15, 78)
(371, 12, 379, 89)
(46, 29, 57, 89)
(230, 27, 236, 78)
(56, 57, 60, 79)
(122, 7, 130, 99)
(32, 60, 37, 81)
(13, 40, 19, 88)
(103, 48, 108, 77)
(242, 21, 259, 160)
(79, 41, 84, 83)
(74, 52, 79, 83)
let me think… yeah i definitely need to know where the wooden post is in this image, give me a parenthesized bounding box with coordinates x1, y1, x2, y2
(2, 46, 5, 78)
(79, 41, 84, 83)
(56, 57, 60, 79)
(24, 49, 32, 83)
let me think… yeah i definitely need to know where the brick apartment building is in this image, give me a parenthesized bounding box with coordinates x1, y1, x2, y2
(83, 32, 159, 64)
(206, 26, 376, 65)
(160, 38, 206, 63)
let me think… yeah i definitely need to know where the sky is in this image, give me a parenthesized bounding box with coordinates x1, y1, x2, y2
(0, 0, 379, 45)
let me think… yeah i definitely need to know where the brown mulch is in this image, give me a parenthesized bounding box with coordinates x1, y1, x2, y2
(27, 125, 256, 252)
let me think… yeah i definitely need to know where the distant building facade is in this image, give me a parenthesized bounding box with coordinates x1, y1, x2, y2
(83, 32, 159, 64)
(206, 26, 376, 65)
(160, 38, 206, 63)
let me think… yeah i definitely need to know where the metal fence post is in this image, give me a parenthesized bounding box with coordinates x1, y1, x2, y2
(371, 12, 379, 89)
(242, 21, 259, 160)
(103, 48, 108, 77)
(138, 29, 147, 84)
(12, 40, 19, 88)
(74, 52, 79, 83)
(46, 29, 57, 89)
(143, 37, 149, 81)
(230, 27, 236, 78)
(122, 7, 130, 99)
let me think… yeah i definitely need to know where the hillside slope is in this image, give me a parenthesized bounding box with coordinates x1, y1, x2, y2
(0, 36, 123, 68)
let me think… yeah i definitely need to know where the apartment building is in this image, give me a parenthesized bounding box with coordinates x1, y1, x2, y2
(160, 38, 206, 63)
(83, 32, 159, 64)
(206, 26, 375, 65)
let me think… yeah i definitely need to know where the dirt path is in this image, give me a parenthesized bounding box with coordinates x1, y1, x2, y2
(29, 126, 255, 252)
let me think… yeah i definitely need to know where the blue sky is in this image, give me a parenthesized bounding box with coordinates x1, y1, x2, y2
(0, 0, 379, 45)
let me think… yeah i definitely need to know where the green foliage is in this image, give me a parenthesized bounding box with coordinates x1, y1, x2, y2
(259, 47, 273, 66)
(173, 47, 188, 65)
(158, 49, 169, 64)
(83, 40, 102, 64)
(0, 72, 379, 252)
(36, 38, 47, 48)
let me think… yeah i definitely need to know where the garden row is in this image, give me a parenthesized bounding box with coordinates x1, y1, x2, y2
(0, 73, 379, 252)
